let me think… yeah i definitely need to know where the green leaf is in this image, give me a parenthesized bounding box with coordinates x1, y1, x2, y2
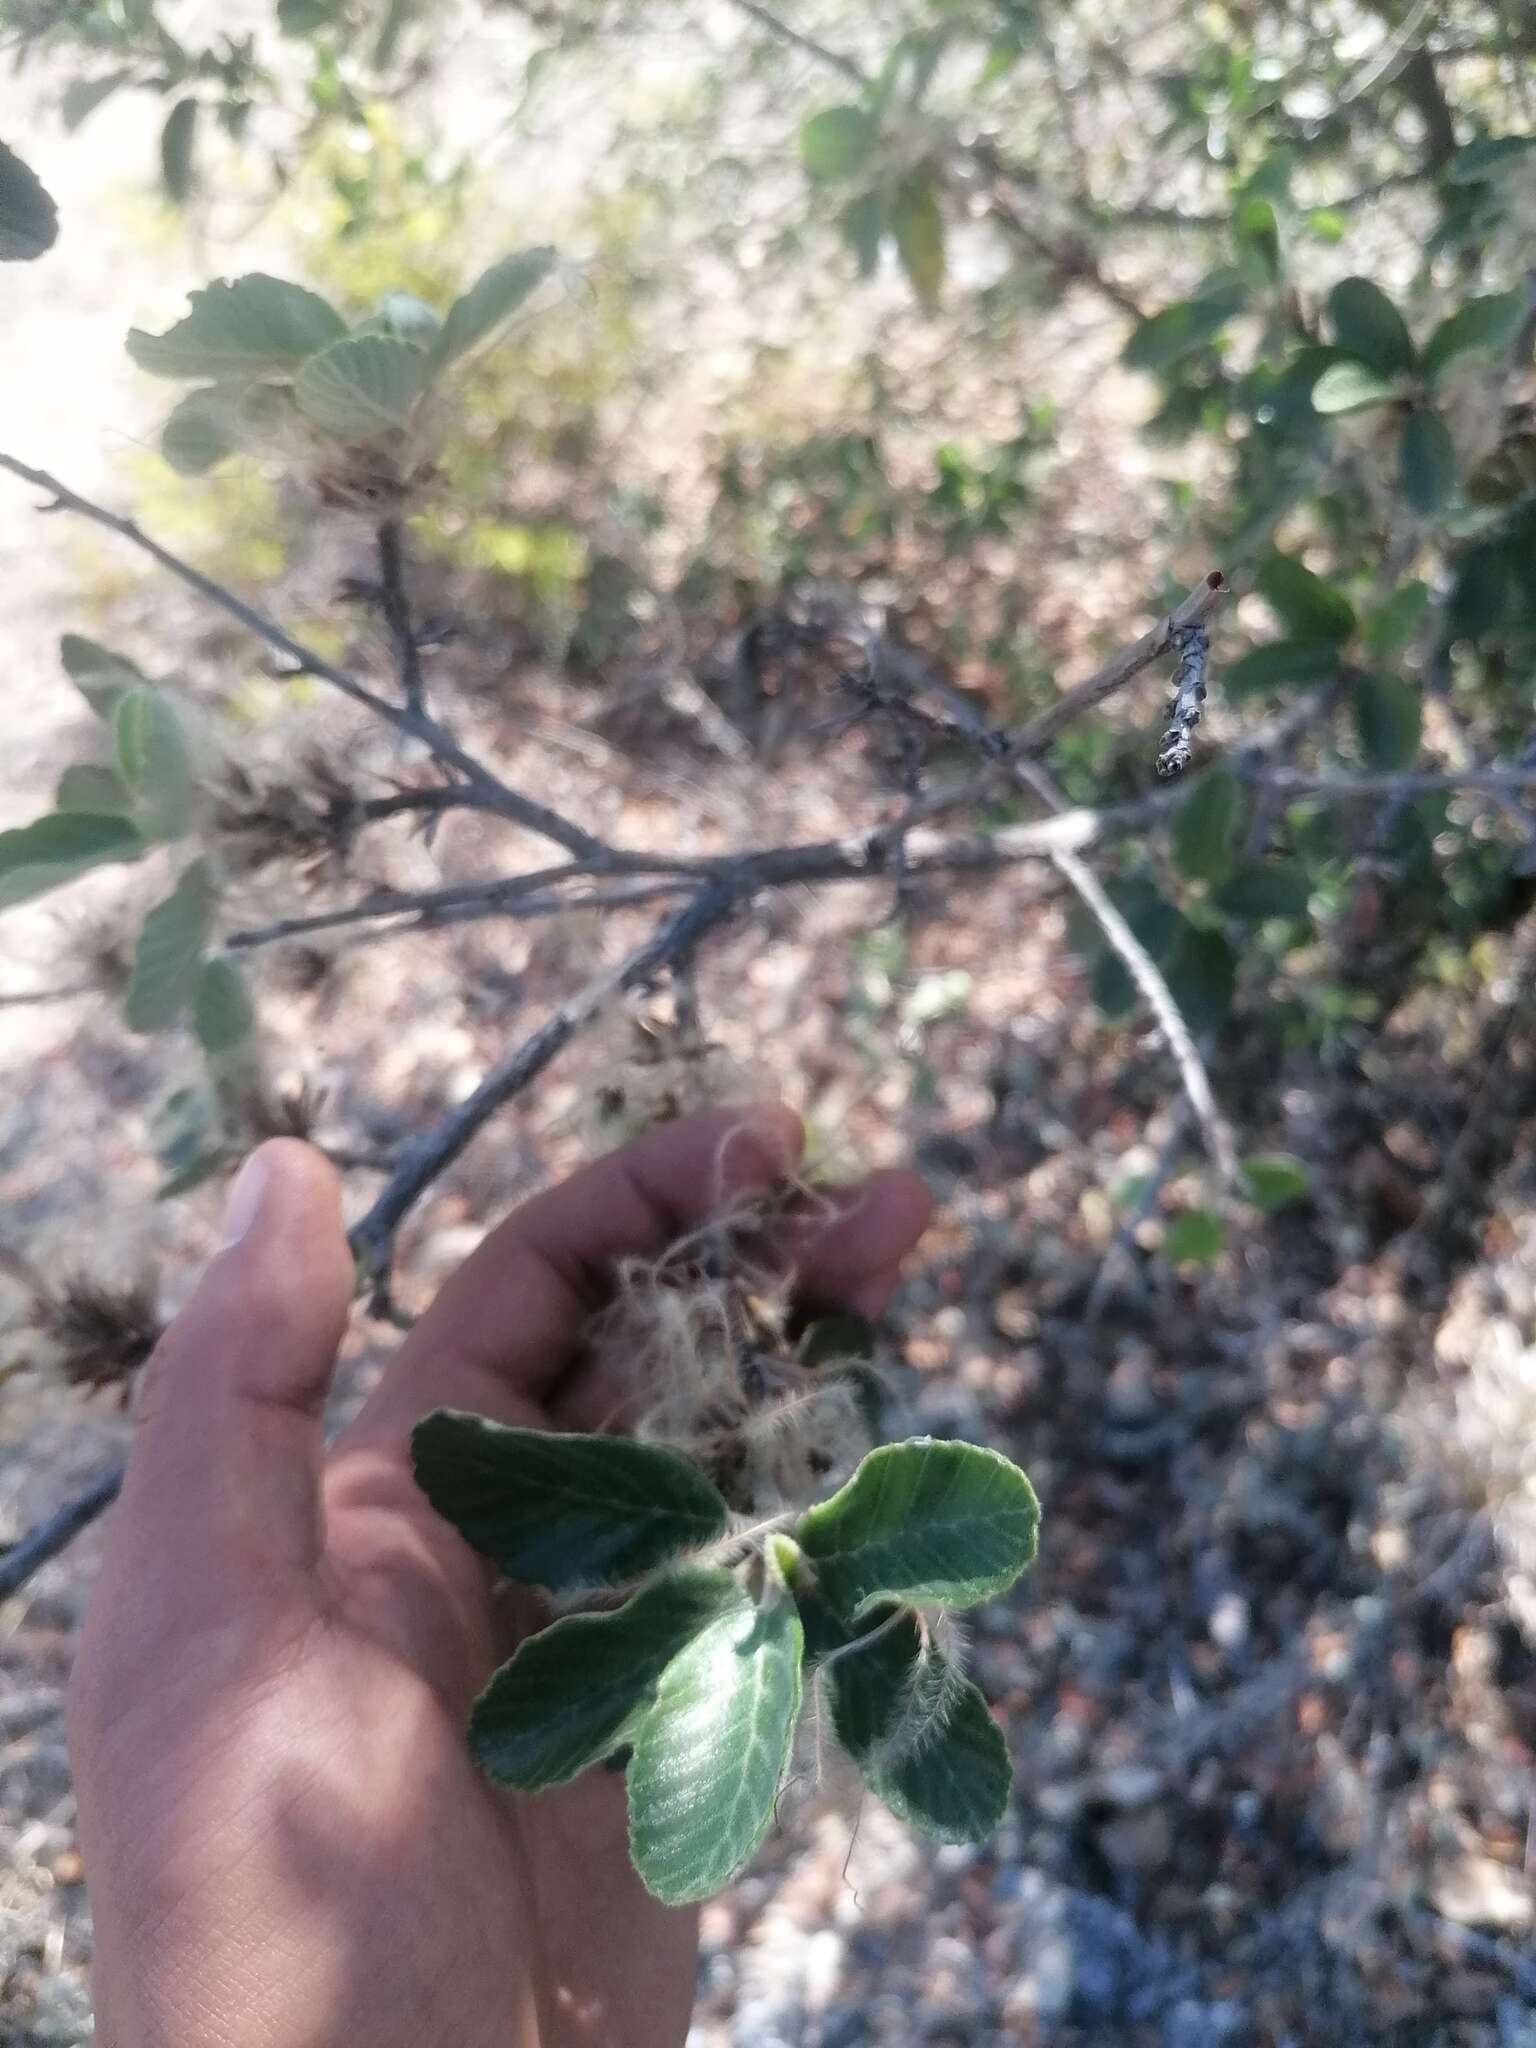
(193, 955, 256, 1055)
(627, 1575, 803, 1904)
(159, 96, 197, 205)
(1327, 277, 1416, 377)
(160, 385, 245, 474)
(1310, 359, 1396, 415)
(428, 247, 557, 372)
(1122, 273, 1246, 373)
(1240, 1153, 1309, 1211)
(127, 273, 346, 379)
(1365, 580, 1431, 656)
(55, 764, 132, 816)
(1423, 291, 1526, 382)
(1399, 409, 1456, 516)
(1164, 924, 1236, 1035)
(1164, 1209, 1225, 1264)
(294, 334, 428, 440)
(1352, 673, 1420, 770)
(1224, 638, 1342, 699)
(1447, 136, 1536, 185)
(796, 1437, 1039, 1621)
(891, 170, 945, 313)
(352, 291, 442, 348)
(0, 811, 142, 911)
(62, 73, 134, 131)
(828, 1608, 1010, 1842)
(114, 687, 196, 840)
(469, 1565, 740, 1791)
(1233, 195, 1280, 285)
(799, 1313, 877, 1368)
(410, 1414, 731, 1591)
(800, 105, 876, 179)
(839, 189, 886, 277)
(1447, 543, 1510, 641)
(0, 139, 59, 261)
(1172, 766, 1241, 883)
(124, 859, 215, 1033)
(1214, 862, 1311, 921)
(1256, 554, 1356, 643)
(60, 634, 147, 720)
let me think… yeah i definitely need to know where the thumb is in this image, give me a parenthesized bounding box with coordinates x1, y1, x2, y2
(120, 1139, 354, 1580)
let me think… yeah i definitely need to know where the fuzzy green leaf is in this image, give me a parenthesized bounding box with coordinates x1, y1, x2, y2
(125, 860, 215, 1033)
(1399, 409, 1456, 516)
(294, 334, 428, 441)
(1121, 274, 1246, 373)
(796, 1437, 1039, 1621)
(352, 291, 443, 348)
(193, 955, 256, 1055)
(1352, 672, 1421, 770)
(161, 386, 242, 474)
(800, 105, 876, 179)
(0, 140, 58, 261)
(891, 170, 945, 313)
(1164, 1208, 1225, 1264)
(1172, 766, 1241, 883)
(1327, 277, 1416, 377)
(1255, 555, 1356, 643)
(1423, 291, 1526, 382)
(410, 1413, 731, 1591)
(0, 811, 142, 910)
(55, 764, 132, 816)
(627, 1577, 803, 1904)
(1365, 581, 1431, 656)
(428, 248, 557, 372)
(1310, 359, 1396, 415)
(469, 1566, 740, 1791)
(1240, 1153, 1309, 1212)
(839, 189, 886, 277)
(61, 634, 149, 720)
(114, 686, 196, 840)
(1213, 863, 1311, 922)
(829, 1608, 1011, 1842)
(127, 273, 346, 379)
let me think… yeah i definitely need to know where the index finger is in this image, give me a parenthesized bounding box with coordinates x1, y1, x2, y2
(343, 1103, 803, 1448)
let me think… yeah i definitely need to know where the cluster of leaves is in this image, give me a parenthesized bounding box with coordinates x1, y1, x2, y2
(412, 1414, 1037, 1903)
(124, 249, 554, 483)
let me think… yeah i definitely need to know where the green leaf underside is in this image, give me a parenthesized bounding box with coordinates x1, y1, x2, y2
(115, 687, 195, 840)
(469, 1566, 741, 1791)
(353, 291, 443, 347)
(161, 386, 244, 474)
(1311, 359, 1395, 415)
(127, 273, 346, 379)
(410, 1413, 731, 1591)
(125, 859, 215, 1033)
(0, 139, 59, 261)
(429, 247, 557, 371)
(795, 1437, 1039, 1620)
(1328, 276, 1415, 377)
(0, 811, 142, 910)
(61, 634, 149, 719)
(294, 334, 428, 440)
(627, 1580, 803, 1904)
(193, 955, 257, 1054)
(829, 1609, 1010, 1842)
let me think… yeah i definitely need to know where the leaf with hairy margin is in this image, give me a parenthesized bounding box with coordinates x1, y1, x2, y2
(410, 1413, 731, 1592)
(428, 248, 557, 372)
(795, 1437, 1038, 1621)
(125, 860, 215, 1033)
(470, 1566, 741, 1791)
(627, 1575, 803, 1904)
(294, 334, 429, 441)
(127, 274, 345, 379)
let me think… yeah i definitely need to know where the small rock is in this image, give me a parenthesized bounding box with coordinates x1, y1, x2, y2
(1430, 1855, 1534, 1931)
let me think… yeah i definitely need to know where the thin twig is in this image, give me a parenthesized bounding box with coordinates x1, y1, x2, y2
(225, 873, 693, 951)
(0, 453, 609, 863)
(0, 1466, 122, 1601)
(376, 517, 427, 716)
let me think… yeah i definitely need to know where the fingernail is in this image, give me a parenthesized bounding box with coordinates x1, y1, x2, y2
(220, 1151, 270, 1249)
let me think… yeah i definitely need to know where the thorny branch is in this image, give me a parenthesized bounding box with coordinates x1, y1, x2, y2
(375, 517, 428, 717)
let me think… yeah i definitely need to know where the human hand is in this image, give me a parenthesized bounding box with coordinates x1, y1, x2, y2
(67, 1106, 931, 2048)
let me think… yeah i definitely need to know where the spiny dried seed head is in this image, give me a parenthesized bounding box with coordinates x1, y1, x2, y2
(585, 1012, 763, 1148)
(36, 1273, 160, 1395)
(213, 756, 361, 879)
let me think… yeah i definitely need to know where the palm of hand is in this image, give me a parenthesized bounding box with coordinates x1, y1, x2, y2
(69, 1108, 930, 2048)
